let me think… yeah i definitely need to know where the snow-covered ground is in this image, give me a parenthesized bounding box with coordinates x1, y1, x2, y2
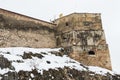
(0, 47, 115, 75)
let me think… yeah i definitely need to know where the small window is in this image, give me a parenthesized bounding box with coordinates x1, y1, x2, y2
(65, 22, 69, 26)
(62, 35, 68, 41)
(88, 51, 95, 55)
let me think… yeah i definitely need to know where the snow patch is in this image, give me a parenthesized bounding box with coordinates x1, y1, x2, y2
(30, 73, 34, 78)
(88, 66, 114, 75)
(0, 68, 12, 75)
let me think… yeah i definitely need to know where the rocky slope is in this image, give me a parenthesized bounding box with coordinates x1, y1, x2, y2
(0, 47, 120, 80)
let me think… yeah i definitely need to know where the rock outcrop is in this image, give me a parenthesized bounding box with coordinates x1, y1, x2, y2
(1, 67, 120, 80)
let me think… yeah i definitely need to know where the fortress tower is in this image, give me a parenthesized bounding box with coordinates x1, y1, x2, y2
(54, 13, 112, 70)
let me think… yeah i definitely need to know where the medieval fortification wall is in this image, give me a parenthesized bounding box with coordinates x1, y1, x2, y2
(0, 9, 56, 48)
(0, 8, 112, 70)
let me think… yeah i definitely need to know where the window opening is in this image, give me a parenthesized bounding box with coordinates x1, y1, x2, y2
(66, 22, 69, 26)
(88, 51, 95, 55)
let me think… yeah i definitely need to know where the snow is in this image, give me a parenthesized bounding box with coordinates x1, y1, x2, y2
(88, 66, 114, 75)
(0, 47, 116, 75)
(30, 73, 34, 78)
(0, 68, 11, 75)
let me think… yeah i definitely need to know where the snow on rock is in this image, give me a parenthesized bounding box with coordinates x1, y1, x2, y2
(0, 47, 115, 75)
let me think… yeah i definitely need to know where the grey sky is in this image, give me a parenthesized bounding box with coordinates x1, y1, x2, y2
(0, 0, 120, 74)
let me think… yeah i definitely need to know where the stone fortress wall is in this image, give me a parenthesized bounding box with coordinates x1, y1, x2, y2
(0, 8, 56, 48)
(0, 8, 112, 70)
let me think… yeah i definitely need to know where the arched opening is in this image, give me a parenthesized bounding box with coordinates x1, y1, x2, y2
(88, 51, 95, 55)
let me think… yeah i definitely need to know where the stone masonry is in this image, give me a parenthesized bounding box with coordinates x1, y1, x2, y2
(54, 13, 112, 70)
(0, 8, 112, 70)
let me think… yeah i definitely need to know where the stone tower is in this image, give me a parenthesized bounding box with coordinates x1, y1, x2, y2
(54, 13, 112, 70)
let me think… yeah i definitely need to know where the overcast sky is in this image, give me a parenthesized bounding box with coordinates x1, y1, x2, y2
(0, 0, 120, 74)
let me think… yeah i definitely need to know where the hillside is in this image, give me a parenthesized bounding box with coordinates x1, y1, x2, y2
(0, 47, 120, 80)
